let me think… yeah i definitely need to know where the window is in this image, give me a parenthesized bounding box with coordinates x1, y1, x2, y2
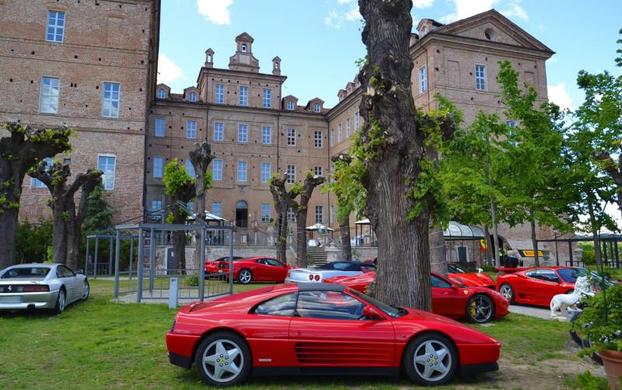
(330, 128, 334, 146)
(98, 155, 117, 190)
(337, 123, 342, 142)
(238, 124, 248, 143)
(419, 66, 428, 93)
(213, 122, 224, 142)
(215, 84, 224, 104)
(475, 64, 486, 91)
(185, 159, 195, 178)
(46, 11, 65, 43)
(314, 131, 322, 148)
(151, 199, 162, 211)
(260, 203, 271, 223)
(154, 117, 166, 137)
(186, 120, 197, 139)
(314, 103, 321, 113)
(286, 165, 296, 183)
(262, 126, 272, 145)
(297, 291, 364, 320)
(239, 86, 249, 106)
(260, 162, 271, 183)
(153, 157, 163, 179)
(354, 111, 360, 130)
(431, 274, 452, 288)
(157, 88, 166, 99)
(313, 166, 323, 177)
(315, 205, 323, 224)
(188, 91, 197, 102)
(254, 293, 296, 316)
(346, 118, 351, 138)
(212, 202, 222, 217)
(102, 82, 121, 118)
(287, 101, 295, 110)
(212, 159, 223, 181)
(262, 89, 271, 108)
(39, 77, 60, 114)
(237, 161, 248, 182)
(287, 128, 296, 146)
(31, 158, 53, 188)
(241, 43, 247, 52)
(287, 207, 296, 223)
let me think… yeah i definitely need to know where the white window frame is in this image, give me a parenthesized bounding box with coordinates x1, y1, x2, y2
(313, 103, 321, 113)
(287, 207, 296, 223)
(153, 156, 164, 179)
(261, 203, 271, 223)
(287, 128, 296, 146)
(287, 101, 295, 110)
(212, 159, 223, 181)
(475, 64, 487, 91)
(237, 160, 248, 182)
(46, 11, 65, 43)
(213, 122, 225, 142)
(154, 117, 166, 137)
(346, 118, 351, 138)
(186, 120, 197, 139)
(98, 154, 117, 191)
(262, 88, 271, 108)
(239, 86, 249, 106)
(261, 126, 272, 145)
(337, 123, 342, 143)
(215, 84, 225, 104)
(39, 76, 60, 114)
(315, 205, 323, 224)
(260, 162, 271, 183)
(238, 123, 249, 143)
(151, 199, 162, 211)
(188, 91, 197, 102)
(354, 111, 360, 130)
(101, 81, 121, 119)
(157, 88, 166, 99)
(314, 166, 323, 177)
(419, 66, 428, 93)
(286, 164, 296, 184)
(314, 131, 323, 148)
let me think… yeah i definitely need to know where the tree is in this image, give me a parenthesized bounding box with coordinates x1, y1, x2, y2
(163, 159, 195, 271)
(28, 161, 102, 269)
(357, 0, 455, 309)
(189, 142, 214, 266)
(0, 122, 72, 268)
(15, 220, 53, 263)
(269, 173, 291, 264)
(83, 184, 113, 236)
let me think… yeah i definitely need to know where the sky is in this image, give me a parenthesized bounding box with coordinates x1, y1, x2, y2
(159, 0, 622, 110)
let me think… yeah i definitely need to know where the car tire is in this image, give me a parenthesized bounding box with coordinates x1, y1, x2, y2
(499, 283, 515, 304)
(403, 333, 458, 386)
(195, 331, 251, 386)
(466, 294, 495, 323)
(53, 287, 66, 315)
(81, 280, 90, 301)
(237, 269, 252, 284)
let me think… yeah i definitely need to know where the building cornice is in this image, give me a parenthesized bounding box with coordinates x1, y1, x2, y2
(326, 87, 362, 120)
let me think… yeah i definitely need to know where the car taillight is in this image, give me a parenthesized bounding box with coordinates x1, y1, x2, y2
(22, 285, 50, 293)
(314, 275, 320, 281)
(308, 274, 314, 281)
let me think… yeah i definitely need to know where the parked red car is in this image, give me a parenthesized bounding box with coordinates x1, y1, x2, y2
(167, 283, 501, 386)
(204, 256, 244, 275)
(496, 266, 577, 307)
(219, 257, 290, 284)
(325, 272, 509, 323)
(447, 264, 495, 289)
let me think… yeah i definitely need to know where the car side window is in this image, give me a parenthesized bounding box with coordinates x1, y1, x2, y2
(431, 275, 452, 288)
(57, 266, 74, 278)
(525, 270, 539, 279)
(539, 270, 560, 282)
(254, 293, 297, 316)
(266, 259, 282, 267)
(297, 291, 365, 320)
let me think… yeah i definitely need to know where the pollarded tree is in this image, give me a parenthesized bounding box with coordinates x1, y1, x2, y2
(163, 159, 196, 272)
(28, 161, 102, 269)
(190, 142, 214, 266)
(0, 122, 72, 268)
(269, 172, 291, 264)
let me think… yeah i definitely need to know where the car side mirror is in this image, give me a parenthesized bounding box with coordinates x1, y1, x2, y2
(363, 305, 384, 320)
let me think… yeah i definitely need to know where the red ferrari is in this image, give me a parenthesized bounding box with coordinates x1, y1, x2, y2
(496, 266, 577, 307)
(219, 257, 290, 284)
(447, 264, 495, 289)
(204, 256, 244, 275)
(325, 272, 509, 323)
(167, 283, 501, 386)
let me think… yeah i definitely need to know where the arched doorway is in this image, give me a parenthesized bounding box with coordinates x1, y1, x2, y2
(235, 200, 248, 227)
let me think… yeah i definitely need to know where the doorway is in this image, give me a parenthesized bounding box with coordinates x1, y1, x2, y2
(235, 200, 248, 227)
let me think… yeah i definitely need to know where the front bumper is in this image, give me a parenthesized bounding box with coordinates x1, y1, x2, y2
(0, 290, 59, 310)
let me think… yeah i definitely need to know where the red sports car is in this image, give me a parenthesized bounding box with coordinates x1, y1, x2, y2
(166, 283, 501, 386)
(204, 256, 244, 275)
(496, 266, 577, 307)
(325, 272, 509, 323)
(219, 257, 290, 284)
(447, 264, 495, 289)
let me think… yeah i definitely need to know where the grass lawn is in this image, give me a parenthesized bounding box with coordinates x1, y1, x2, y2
(0, 280, 604, 389)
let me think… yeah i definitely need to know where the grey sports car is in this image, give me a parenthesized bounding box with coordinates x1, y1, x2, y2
(0, 263, 89, 314)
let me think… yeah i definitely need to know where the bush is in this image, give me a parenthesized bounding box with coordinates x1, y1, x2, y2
(482, 264, 497, 273)
(15, 220, 53, 263)
(565, 371, 608, 390)
(579, 242, 595, 265)
(186, 275, 199, 287)
(572, 283, 622, 354)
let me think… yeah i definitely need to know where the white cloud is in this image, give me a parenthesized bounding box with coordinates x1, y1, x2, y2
(441, 0, 528, 23)
(157, 53, 186, 85)
(337, 0, 353, 3)
(344, 6, 361, 22)
(413, 0, 435, 8)
(325, 5, 361, 29)
(501, 3, 528, 21)
(196, 0, 233, 25)
(548, 83, 574, 111)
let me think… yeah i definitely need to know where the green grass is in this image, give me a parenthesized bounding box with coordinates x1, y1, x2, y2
(0, 280, 596, 389)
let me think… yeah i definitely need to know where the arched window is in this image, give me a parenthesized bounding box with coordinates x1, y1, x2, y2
(241, 43, 247, 53)
(235, 200, 248, 227)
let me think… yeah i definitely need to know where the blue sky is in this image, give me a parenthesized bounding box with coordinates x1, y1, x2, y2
(159, 0, 622, 109)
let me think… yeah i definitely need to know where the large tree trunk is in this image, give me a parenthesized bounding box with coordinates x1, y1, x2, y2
(295, 211, 308, 267)
(66, 177, 100, 270)
(491, 200, 501, 267)
(190, 143, 214, 267)
(530, 213, 540, 267)
(269, 173, 291, 264)
(173, 214, 186, 272)
(359, 0, 433, 309)
(0, 210, 18, 268)
(429, 226, 447, 275)
(51, 199, 67, 264)
(339, 216, 352, 261)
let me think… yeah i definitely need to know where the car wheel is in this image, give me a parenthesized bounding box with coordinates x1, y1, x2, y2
(81, 280, 90, 301)
(195, 331, 251, 386)
(466, 294, 495, 323)
(53, 288, 66, 314)
(499, 283, 515, 304)
(237, 269, 252, 284)
(403, 333, 458, 386)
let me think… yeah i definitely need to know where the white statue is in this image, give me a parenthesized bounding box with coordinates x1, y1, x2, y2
(550, 276, 594, 319)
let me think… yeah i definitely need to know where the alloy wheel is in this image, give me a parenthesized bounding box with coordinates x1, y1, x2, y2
(238, 270, 252, 284)
(500, 284, 514, 302)
(413, 339, 453, 382)
(468, 294, 493, 323)
(201, 339, 244, 383)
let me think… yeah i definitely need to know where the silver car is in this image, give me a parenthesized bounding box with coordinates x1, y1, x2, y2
(285, 260, 376, 283)
(0, 263, 89, 314)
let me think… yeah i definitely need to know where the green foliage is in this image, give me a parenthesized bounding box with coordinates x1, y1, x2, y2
(163, 159, 195, 196)
(579, 242, 596, 265)
(572, 283, 622, 353)
(565, 371, 609, 390)
(83, 184, 113, 235)
(15, 220, 53, 263)
(324, 151, 367, 223)
(185, 275, 199, 287)
(203, 170, 213, 190)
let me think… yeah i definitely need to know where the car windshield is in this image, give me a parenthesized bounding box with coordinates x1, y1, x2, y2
(1, 267, 50, 279)
(557, 268, 582, 283)
(349, 289, 407, 318)
(448, 264, 465, 273)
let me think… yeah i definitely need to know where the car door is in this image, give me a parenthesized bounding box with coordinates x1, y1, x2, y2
(288, 290, 395, 367)
(264, 258, 289, 282)
(251, 259, 269, 281)
(56, 265, 78, 302)
(531, 270, 564, 306)
(431, 275, 465, 318)
(515, 270, 540, 304)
